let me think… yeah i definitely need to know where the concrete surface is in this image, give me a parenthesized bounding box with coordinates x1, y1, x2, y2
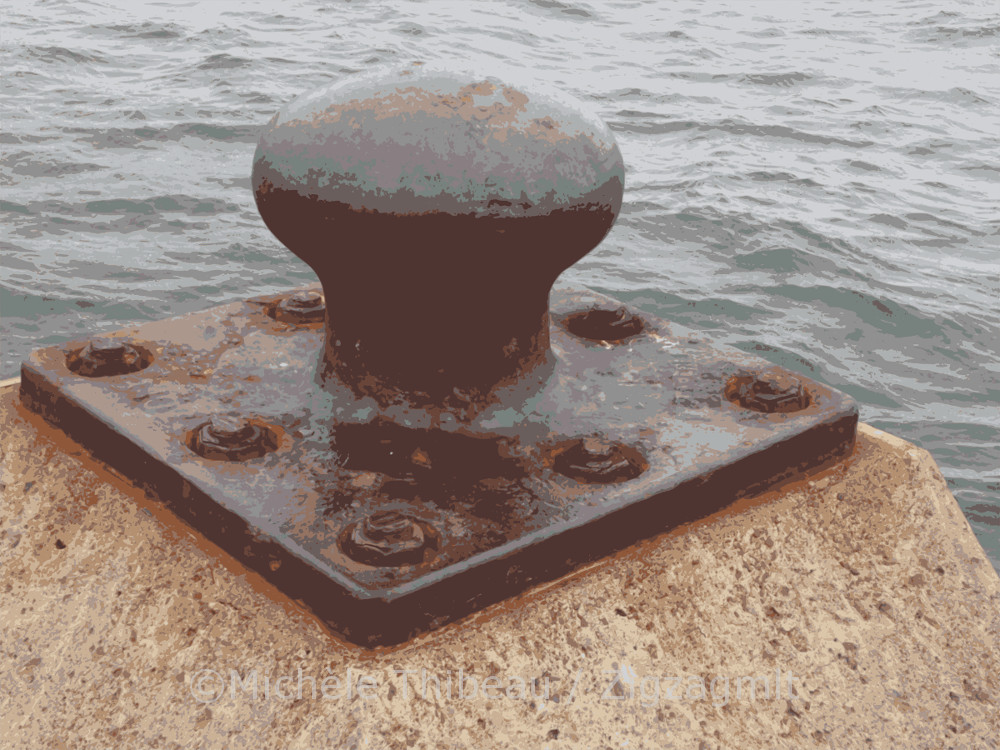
(1, 380, 998, 749)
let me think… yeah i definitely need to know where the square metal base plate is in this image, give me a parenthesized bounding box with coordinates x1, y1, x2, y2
(20, 285, 857, 646)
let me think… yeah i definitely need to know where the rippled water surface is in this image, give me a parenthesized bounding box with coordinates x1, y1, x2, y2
(2, 0, 998, 569)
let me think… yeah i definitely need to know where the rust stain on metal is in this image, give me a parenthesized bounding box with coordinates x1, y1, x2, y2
(19, 286, 857, 646)
(18, 70, 859, 646)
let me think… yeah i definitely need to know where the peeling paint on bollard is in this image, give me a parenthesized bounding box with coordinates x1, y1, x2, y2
(252, 67, 625, 408)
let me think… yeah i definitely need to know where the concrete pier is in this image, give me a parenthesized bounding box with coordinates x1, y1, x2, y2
(1, 379, 997, 748)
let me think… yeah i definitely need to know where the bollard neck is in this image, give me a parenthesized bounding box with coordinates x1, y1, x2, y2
(254, 197, 618, 410)
(251, 70, 625, 414)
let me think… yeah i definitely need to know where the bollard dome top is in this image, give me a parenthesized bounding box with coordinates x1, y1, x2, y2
(252, 66, 624, 219)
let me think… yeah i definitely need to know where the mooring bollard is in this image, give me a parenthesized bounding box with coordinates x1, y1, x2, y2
(252, 69, 625, 408)
(19, 68, 858, 646)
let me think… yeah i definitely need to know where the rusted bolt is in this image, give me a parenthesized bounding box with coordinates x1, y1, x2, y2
(551, 435, 647, 484)
(66, 337, 151, 377)
(341, 510, 434, 566)
(563, 306, 644, 343)
(189, 414, 278, 461)
(252, 67, 624, 406)
(274, 289, 325, 323)
(726, 372, 810, 414)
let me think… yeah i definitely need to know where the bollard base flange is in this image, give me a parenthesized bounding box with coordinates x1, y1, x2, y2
(20, 285, 857, 646)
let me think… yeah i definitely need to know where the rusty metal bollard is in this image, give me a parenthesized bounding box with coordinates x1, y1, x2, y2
(252, 68, 624, 408)
(20, 68, 858, 646)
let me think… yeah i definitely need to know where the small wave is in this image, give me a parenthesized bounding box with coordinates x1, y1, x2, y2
(614, 118, 868, 147)
(90, 22, 184, 40)
(966, 503, 1000, 528)
(527, 0, 593, 18)
(717, 120, 874, 148)
(745, 27, 786, 39)
(85, 199, 158, 215)
(869, 213, 907, 230)
(739, 71, 814, 87)
(2, 152, 104, 178)
(639, 119, 872, 148)
(614, 107, 662, 119)
(64, 122, 260, 149)
(395, 22, 426, 36)
(731, 245, 811, 274)
(905, 139, 956, 156)
(613, 119, 702, 135)
(741, 342, 820, 376)
(956, 165, 1000, 184)
(663, 71, 731, 83)
(171, 123, 260, 142)
(903, 212, 973, 234)
(665, 69, 821, 88)
(846, 160, 881, 172)
(627, 209, 866, 278)
(1, 195, 243, 239)
(744, 170, 821, 187)
(877, 85, 993, 106)
(912, 23, 1000, 43)
(197, 53, 252, 71)
(911, 11, 962, 23)
(835, 382, 904, 410)
(781, 284, 961, 341)
(947, 87, 992, 105)
(800, 28, 853, 37)
(23, 45, 105, 64)
(0, 201, 31, 215)
(0, 133, 59, 145)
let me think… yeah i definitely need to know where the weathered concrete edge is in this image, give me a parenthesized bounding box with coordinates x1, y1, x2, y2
(1, 380, 998, 749)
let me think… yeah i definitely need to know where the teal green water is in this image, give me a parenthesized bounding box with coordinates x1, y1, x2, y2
(2, 0, 998, 569)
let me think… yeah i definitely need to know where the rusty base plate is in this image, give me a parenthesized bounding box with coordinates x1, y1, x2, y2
(20, 285, 857, 646)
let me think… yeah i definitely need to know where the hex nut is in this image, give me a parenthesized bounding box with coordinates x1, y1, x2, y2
(550, 435, 647, 484)
(562, 306, 644, 343)
(726, 372, 810, 414)
(341, 510, 435, 567)
(66, 337, 152, 377)
(188, 415, 279, 461)
(273, 289, 325, 323)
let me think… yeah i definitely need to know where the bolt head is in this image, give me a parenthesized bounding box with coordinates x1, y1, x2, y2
(191, 415, 277, 461)
(343, 511, 430, 566)
(289, 290, 323, 308)
(274, 289, 326, 322)
(364, 510, 421, 542)
(85, 337, 127, 358)
(733, 372, 809, 414)
(69, 337, 149, 377)
(204, 415, 255, 444)
(552, 436, 646, 484)
(563, 306, 644, 343)
(580, 436, 615, 460)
